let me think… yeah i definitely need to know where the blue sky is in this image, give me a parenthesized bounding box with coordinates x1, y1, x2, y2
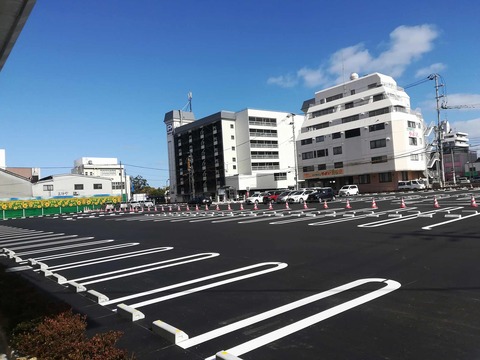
(1, 0, 479, 188)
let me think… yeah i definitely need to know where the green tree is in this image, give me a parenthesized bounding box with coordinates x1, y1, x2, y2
(131, 175, 148, 193)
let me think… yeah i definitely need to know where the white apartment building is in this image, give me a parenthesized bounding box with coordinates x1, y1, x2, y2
(71, 157, 131, 200)
(298, 72, 427, 192)
(164, 109, 302, 202)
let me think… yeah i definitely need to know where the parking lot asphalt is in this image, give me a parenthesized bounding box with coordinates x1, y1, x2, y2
(1, 189, 480, 360)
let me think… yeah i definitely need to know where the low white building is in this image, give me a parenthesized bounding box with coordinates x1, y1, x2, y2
(32, 174, 113, 198)
(72, 157, 131, 200)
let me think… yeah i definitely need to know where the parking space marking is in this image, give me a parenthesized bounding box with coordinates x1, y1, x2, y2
(48, 246, 173, 271)
(204, 278, 401, 360)
(7, 236, 94, 251)
(422, 210, 480, 230)
(16, 239, 114, 257)
(307, 208, 413, 226)
(358, 207, 461, 228)
(0, 231, 55, 241)
(74, 252, 220, 285)
(25, 242, 139, 262)
(180, 277, 398, 349)
(103, 262, 287, 307)
(0, 234, 78, 247)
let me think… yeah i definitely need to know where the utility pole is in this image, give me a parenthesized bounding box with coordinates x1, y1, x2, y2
(429, 73, 445, 188)
(289, 113, 298, 190)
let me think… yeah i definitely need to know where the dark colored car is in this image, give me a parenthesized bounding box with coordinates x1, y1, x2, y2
(307, 187, 336, 202)
(188, 195, 212, 206)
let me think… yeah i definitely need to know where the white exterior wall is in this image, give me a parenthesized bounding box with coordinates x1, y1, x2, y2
(299, 72, 426, 190)
(0, 149, 5, 169)
(220, 118, 238, 177)
(72, 157, 131, 200)
(0, 171, 32, 199)
(32, 175, 112, 198)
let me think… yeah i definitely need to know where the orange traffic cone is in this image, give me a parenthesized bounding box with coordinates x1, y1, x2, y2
(216, 204, 220, 211)
(268, 201, 273, 210)
(400, 197, 406, 208)
(168, 206, 172, 212)
(303, 201, 308, 209)
(433, 196, 440, 208)
(471, 194, 478, 208)
(323, 200, 328, 209)
(161, 205, 165, 212)
(240, 203, 244, 210)
(195, 204, 199, 211)
(205, 204, 209, 211)
(177, 205, 181, 211)
(371, 198, 378, 209)
(285, 201, 290, 210)
(186, 205, 190, 211)
(227, 203, 232, 211)
(253, 202, 258, 210)
(345, 199, 352, 209)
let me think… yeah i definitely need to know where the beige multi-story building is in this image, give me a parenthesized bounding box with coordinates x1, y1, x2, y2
(298, 72, 427, 192)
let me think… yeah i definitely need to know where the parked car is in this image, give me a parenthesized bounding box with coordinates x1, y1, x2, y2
(245, 192, 267, 204)
(188, 195, 212, 206)
(457, 177, 471, 184)
(287, 189, 316, 203)
(338, 184, 359, 197)
(307, 187, 336, 202)
(265, 190, 285, 203)
(276, 190, 294, 203)
(398, 180, 426, 191)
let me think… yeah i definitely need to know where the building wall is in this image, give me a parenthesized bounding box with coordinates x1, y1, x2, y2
(32, 175, 112, 198)
(72, 157, 130, 200)
(0, 170, 33, 199)
(298, 72, 426, 192)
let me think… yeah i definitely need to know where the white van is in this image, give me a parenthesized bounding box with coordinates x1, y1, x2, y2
(398, 180, 425, 191)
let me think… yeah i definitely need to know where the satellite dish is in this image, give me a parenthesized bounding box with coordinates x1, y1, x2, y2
(350, 72, 359, 80)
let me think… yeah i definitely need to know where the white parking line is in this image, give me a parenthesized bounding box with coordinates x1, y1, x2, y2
(358, 207, 460, 228)
(103, 262, 287, 307)
(0, 231, 55, 242)
(422, 210, 480, 230)
(204, 278, 400, 360)
(0, 234, 76, 247)
(75, 252, 220, 285)
(7, 236, 94, 251)
(48, 246, 173, 271)
(16, 239, 114, 256)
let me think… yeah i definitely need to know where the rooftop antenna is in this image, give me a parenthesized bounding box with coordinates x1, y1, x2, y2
(182, 91, 193, 112)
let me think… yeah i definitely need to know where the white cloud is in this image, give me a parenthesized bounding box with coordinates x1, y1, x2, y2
(444, 93, 480, 108)
(266, 74, 297, 88)
(268, 24, 439, 88)
(415, 63, 446, 78)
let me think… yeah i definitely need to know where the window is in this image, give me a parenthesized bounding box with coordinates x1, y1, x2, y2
(372, 155, 388, 163)
(345, 102, 354, 109)
(341, 114, 359, 123)
(369, 123, 385, 132)
(248, 116, 277, 126)
(334, 162, 343, 169)
(301, 138, 313, 146)
(251, 162, 279, 170)
(315, 135, 325, 142)
(43, 185, 53, 191)
(232, 165, 237, 170)
(312, 107, 334, 118)
(302, 151, 315, 160)
(230, 124, 234, 129)
(74, 184, 84, 190)
(358, 174, 371, 184)
(379, 172, 393, 183)
(232, 157, 236, 162)
(409, 137, 418, 145)
(350, 89, 356, 95)
(93, 184, 102, 189)
(407, 121, 416, 128)
(345, 128, 361, 138)
(369, 107, 390, 117)
(332, 132, 341, 139)
(232, 146, 235, 150)
(333, 146, 342, 155)
(274, 172, 287, 181)
(317, 149, 328, 157)
(326, 93, 343, 102)
(410, 154, 419, 161)
(303, 166, 315, 172)
(318, 164, 326, 170)
(231, 135, 235, 140)
(373, 93, 385, 102)
(370, 139, 387, 149)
